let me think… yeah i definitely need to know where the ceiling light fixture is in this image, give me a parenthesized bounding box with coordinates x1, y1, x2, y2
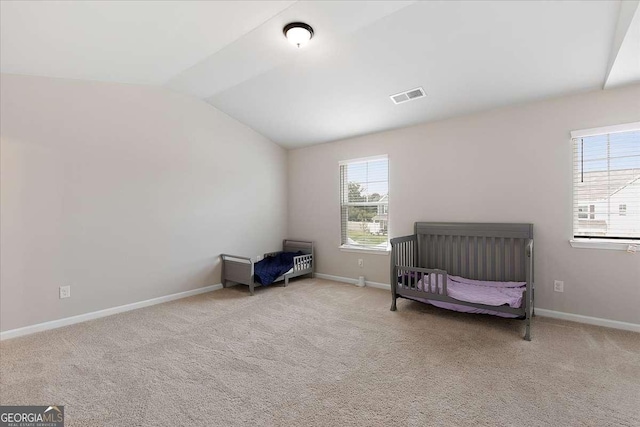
(283, 22, 314, 48)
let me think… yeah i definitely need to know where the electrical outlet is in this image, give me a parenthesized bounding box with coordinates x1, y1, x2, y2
(553, 280, 564, 293)
(358, 259, 364, 268)
(59, 285, 71, 299)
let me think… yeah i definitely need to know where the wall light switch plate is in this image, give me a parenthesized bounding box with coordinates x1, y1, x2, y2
(553, 280, 564, 293)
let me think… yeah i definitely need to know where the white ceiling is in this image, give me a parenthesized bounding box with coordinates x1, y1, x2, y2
(2, 1, 639, 148)
(605, 0, 640, 89)
(166, 1, 414, 98)
(0, 0, 294, 85)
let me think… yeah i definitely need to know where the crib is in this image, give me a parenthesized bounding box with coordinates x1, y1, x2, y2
(221, 239, 314, 296)
(390, 222, 534, 340)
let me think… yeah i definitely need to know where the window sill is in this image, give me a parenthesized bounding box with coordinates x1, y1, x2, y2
(569, 239, 639, 252)
(339, 245, 390, 255)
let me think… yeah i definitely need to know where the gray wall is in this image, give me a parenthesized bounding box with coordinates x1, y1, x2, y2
(0, 74, 288, 332)
(288, 84, 640, 324)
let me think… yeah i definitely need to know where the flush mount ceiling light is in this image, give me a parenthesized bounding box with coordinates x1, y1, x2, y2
(283, 22, 314, 48)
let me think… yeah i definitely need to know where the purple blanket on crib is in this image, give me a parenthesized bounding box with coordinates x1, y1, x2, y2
(403, 274, 526, 318)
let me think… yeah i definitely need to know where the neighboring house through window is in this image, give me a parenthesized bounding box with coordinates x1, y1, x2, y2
(577, 205, 588, 219)
(339, 155, 389, 250)
(571, 123, 640, 241)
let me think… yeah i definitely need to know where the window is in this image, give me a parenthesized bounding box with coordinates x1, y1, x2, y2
(571, 122, 640, 242)
(620, 204, 627, 216)
(339, 155, 389, 251)
(577, 205, 588, 219)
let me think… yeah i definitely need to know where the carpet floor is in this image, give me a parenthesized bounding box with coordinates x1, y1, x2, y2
(1, 278, 639, 426)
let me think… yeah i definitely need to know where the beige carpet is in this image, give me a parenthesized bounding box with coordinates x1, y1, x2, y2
(1, 278, 639, 426)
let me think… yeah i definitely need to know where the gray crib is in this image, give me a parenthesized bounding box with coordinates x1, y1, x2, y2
(390, 222, 534, 340)
(221, 239, 314, 296)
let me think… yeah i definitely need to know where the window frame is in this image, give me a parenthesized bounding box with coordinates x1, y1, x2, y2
(569, 122, 640, 251)
(338, 155, 390, 254)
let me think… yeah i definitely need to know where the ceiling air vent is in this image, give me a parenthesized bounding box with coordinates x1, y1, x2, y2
(390, 87, 426, 104)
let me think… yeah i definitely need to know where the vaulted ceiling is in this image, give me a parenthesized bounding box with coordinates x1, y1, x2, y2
(2, 1, 639, 148)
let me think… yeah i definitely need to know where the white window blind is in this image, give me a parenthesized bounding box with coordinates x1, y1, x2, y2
(572, 124, 640, 240)
(339, 155, 389, 249)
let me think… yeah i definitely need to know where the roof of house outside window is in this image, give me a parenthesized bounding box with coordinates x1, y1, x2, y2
(576, 169, 639, 201)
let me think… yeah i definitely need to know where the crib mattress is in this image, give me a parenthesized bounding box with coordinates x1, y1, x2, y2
(407, 275, 525, 318)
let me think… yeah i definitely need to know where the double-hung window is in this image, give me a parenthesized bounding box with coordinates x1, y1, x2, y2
(339, 155, 389, 251)
(571, 122, 640, 248)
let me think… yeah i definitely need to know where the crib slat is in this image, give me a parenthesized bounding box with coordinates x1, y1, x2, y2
(411, 240, 415, 267)
(406, 241, 410, 267)
(430, 235, 434, 268)
(485, 238, 495, 280)
(478, 236, 482, 278)
(495, 238, 499, 281)
(517, 239, 522, 281)
(404, 242, 413, 265)
(503, 238, 508, 280)
(468, 236, 473, 278)
(460, 236, 465, 277)
(499, 237, 505, 281)
(445, 235, 451, 273)
(458, 235, 462, 276)
(405, 241, 409, 267)
(425, 234, 430, 268)
(515, 239, 520, 281)
(507, 238, 511, 280)
(404, 241, 408, 267)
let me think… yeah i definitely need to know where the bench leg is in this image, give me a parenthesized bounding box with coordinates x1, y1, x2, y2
(249, 283, 255, 296)
(284, 276, 289, 287)
(390, 296, 397, 311)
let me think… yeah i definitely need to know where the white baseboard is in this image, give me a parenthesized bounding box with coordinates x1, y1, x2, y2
(0, 284, 223, 341)
(535, 308, 639, 333)
(4, 278, 636, 340)
(315, 273, 639, 333)
(314, 273, 390, 290)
